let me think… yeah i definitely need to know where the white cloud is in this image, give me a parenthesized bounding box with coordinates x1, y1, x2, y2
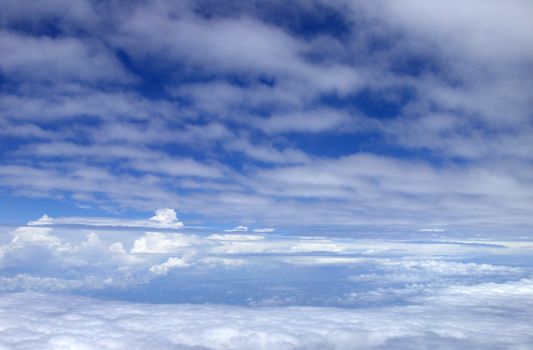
(149, 253, 195, 275)
(253, 228, 275, 233)
(223, 226, 248, 232)
(201, 257, 247, 267)
(0, 0, 531, 233)
(348, 259, 523, 284)
(9, 226, 60, 248)
(131, 232, 201, 254)
(0, 274, 109, 293)
(418, 228, 445, 232)
(290, 239, 346, 253)
(149, 208, 180, 226)
(0, 279, 531, 349)
(28, 208, 184, 229)
(207, 234, 265, 241)
(0, 30, 132, 84)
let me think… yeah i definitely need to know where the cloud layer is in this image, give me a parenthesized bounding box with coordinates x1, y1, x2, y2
(0, 0, 531, 231)
(1, 279, 532, 349)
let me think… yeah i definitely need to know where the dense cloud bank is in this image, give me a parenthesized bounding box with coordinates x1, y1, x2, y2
(0, 279, 532, 349)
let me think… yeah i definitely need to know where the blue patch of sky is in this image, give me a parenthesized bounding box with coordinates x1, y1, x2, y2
(193, 0, 353, 40)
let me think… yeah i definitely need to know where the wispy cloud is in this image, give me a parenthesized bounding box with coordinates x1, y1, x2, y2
(29, 208, 184, 229)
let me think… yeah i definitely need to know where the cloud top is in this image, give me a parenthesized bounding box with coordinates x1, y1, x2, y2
(0, 279, 532, 349)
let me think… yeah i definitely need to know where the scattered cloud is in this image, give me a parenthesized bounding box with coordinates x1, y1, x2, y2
(0, 0, 530, 231)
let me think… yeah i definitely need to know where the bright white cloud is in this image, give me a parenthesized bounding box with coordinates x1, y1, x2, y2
(149, 253, 194, 275)
(9, 226, 60, 247)
(0, 279, 532, 349)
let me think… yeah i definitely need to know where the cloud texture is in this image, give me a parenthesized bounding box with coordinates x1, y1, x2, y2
(0, 0, 531, 231)
(0, 279, 532, 350)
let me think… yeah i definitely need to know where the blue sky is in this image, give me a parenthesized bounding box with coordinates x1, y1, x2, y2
(0, 0, 531, 232)
(0, 0, 533, 349)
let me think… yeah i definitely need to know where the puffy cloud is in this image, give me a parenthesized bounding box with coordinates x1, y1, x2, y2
(0, 215, 531, 307)
(149, 253, 248, 275)
(9, 226, 60, 248)
(149, 253, 195, 275)
(0, 279, 532, 349)
(149, 208, 183, 228)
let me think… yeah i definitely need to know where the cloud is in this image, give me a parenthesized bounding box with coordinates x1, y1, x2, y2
(223, 226, 248, 232)
(131, 232, 201, 254)
(207, 234, 265, 241)
(259, 109, 352, 134)
(0, 0, 531, 232)
(0, 30, 132, 84)
(149, 253, 195, 275)
(253, 227, 275, 233)
(0, 279, 532, 349)
(9, 226, 60, 247)
(290, 239, 346, 253)
(29, 208, 184, 229)
(150, 208, 182, 226)
(1, 215, 531, 306)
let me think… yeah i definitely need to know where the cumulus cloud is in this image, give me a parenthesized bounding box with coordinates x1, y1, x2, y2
(149, 253, 195, 275)
(9, 226, 60, 247)
(0, 279, 532, 349)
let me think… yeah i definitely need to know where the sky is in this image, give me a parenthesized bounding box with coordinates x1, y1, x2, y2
(0, 0, 533, 349)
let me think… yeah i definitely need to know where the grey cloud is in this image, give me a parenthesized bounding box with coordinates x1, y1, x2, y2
(260, 109, 352, 134)
(0, 0, 532, 231)
(0, 31, 132, 84)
